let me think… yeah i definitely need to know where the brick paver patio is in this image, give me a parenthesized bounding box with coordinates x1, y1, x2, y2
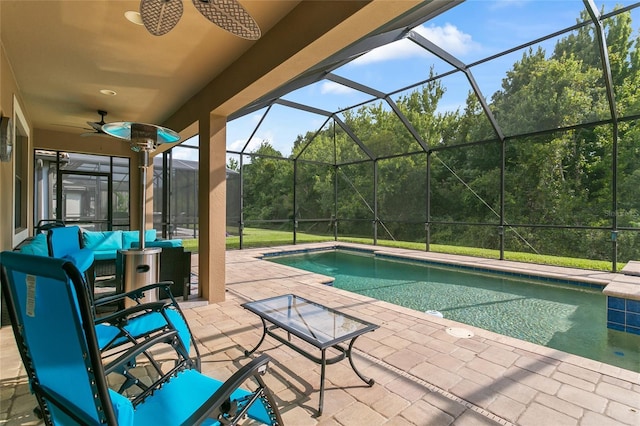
(1, 243, 639, 425)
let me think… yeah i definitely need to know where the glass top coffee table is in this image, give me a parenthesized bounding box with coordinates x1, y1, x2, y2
(242, 294, 379, 415)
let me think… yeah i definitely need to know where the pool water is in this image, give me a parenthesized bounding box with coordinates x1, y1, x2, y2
(268, 250, 640, 372)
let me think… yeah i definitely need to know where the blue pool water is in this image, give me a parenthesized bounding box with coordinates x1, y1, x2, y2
(268, 249, 640, 372)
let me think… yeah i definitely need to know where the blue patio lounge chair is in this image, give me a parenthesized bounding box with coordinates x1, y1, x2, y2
(40, 227, 201, 392)
(17, 229, 199, 393)
(46, 225, 201, 380)
(89, 280, 197, 356)
(46, 225, 95, 285)
(0, 251, 284, 425)
(89, 280, 202, 393)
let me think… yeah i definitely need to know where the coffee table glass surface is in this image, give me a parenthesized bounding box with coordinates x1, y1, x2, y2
(242, 294, 378, 349)
(242, 294, 379, 415)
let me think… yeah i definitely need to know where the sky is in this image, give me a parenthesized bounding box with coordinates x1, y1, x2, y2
(172, 0, 640, 164)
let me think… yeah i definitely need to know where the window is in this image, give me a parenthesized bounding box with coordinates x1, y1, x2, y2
(13, 97, 29, 246)
(34, 151, 130, 231)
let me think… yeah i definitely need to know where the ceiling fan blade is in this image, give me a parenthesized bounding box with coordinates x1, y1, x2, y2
(87, 121, 103, 131)
(80, 131, 110, 138)
(140, 0, 183, 36)
(192, 0, 261, 40)
(52, 123, 91, 130)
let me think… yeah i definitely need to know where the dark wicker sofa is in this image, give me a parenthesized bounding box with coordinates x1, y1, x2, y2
(16, 228, 192, 298)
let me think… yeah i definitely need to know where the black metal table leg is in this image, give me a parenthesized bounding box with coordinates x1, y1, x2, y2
(347, 336, 375, 386)
(241, 294, 380, 418)
(318, 349, 327, 416)
(244, 317, 268, 357)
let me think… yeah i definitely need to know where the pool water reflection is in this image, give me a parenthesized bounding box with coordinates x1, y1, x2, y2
(268, 250, 640, 372)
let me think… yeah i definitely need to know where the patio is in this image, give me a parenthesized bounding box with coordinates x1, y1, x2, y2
(1, 243, 639, 425)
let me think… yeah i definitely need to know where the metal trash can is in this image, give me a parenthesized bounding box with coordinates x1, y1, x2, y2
(118, 248, 161, 307)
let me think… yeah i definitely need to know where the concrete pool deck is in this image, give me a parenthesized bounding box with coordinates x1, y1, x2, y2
(1, 242, 639, 425)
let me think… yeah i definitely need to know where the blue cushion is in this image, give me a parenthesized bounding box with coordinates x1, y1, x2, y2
(62, 248, 94, 273)
(146, 229, 157, 242)
(122, 231, 139, 249)
(108, 389, 134, 426)
(96, 324, 123, 351)
(133, 370, 223, 425)
(109, 310, 191, 354)
(143, 239, 182, 248)
(83, 231, 123, 251)
(49, 226, 82, 257)
(122, 229, 157, 249)
(93, 250, 117, 261)
(82, 231, 103, 248)
(132, 369, 272, 425)
(19, 234, 49, 256)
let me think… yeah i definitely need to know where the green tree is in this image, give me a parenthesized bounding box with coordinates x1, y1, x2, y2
(242, 142, 293, 223)
(236, 6, 640, 262)
(227, 157, 239, 171)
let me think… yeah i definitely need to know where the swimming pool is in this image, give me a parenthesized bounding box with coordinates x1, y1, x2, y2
(268, 249, 640, 372)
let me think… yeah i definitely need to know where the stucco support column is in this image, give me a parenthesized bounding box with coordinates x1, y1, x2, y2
(198, 113, 226, 302)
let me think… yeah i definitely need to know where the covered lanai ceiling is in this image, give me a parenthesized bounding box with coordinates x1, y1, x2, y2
(0, 0, 458, 141)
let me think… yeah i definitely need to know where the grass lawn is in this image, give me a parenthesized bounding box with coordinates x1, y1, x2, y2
(181, 227, 623, 272)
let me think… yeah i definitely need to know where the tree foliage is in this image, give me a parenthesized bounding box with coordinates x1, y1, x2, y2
(235, 7, 640, 263)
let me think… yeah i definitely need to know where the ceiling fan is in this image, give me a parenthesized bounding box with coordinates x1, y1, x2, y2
(140, 0, 261, 39)
(81, 110, 109, 138)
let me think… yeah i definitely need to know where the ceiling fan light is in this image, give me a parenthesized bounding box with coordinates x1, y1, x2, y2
(102, 122, 181, 149)
(192, 0, 261, 40)
(140, 0, 183, 36)
(124, 10, 144, 25)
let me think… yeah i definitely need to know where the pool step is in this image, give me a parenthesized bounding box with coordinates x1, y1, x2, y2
(621, 261, 640, 276)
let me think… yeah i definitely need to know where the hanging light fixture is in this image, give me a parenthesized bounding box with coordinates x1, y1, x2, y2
(140, 0, 183, 36)
(191, 0, 260, 40)
(102, 121, 180, 249)
(139, 0, 260, 40)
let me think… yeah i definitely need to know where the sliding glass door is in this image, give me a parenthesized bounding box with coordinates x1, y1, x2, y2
(34, 151, 130, 231)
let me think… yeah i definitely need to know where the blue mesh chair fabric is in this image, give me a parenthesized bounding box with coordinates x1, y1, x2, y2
(38, 227, 197, 374)
(91, 281, 198, 377)
(46, 227, 196, 369)
(0, 251, 283, 425)
(46, 225, 94, 278)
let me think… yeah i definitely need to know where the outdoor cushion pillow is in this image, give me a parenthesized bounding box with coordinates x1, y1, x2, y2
(93, 250, 117, 261)
(62, 248, 94, 273)
(122, 229, 157, 249)
(141, 239, 182, 248)
(19, 234, 48, 257)
(83, 231, 123, 251)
